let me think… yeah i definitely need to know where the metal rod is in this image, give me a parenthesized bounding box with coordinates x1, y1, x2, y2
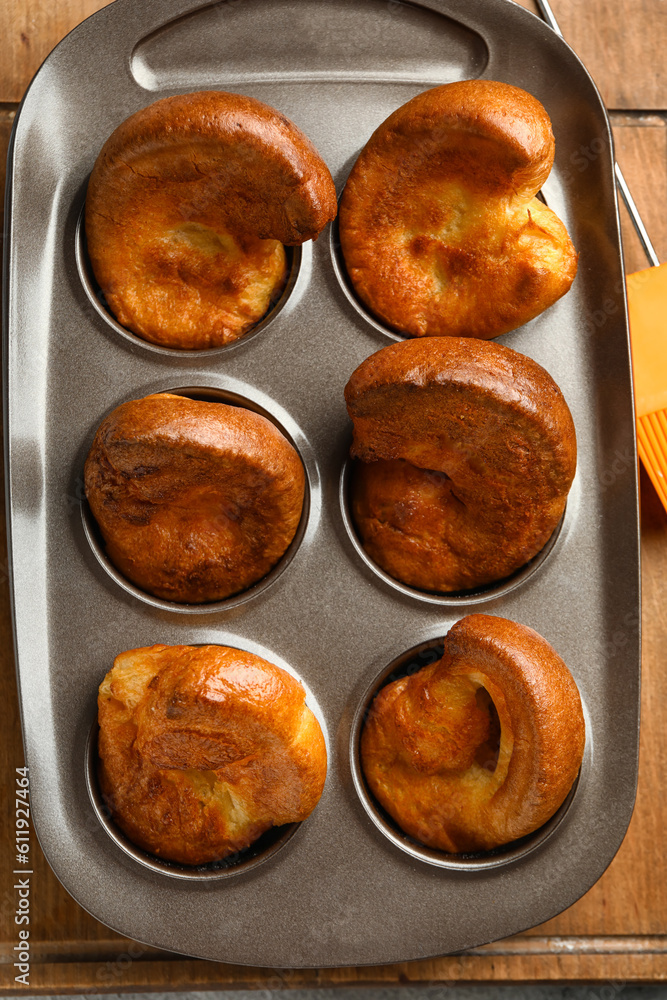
(615, 162, 661, 267)
(534, 0, 562, 35)
(535, 0, 660, 267)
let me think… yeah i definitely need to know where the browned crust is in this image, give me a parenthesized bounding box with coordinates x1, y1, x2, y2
(85, 90, 337, 348)
(345, 337, 576, 592)
(98, 644, 327, 865)
(361, 614, 585, 852)
(84, 393, 305, 603)
(350, 458, 561, 592)
(339, 80, 578, 339)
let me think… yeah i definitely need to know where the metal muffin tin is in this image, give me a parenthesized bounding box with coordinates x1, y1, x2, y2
(3, 0, 640, 968)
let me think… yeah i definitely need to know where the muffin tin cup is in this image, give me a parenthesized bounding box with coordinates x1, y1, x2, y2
(81, 384, 316, 614)
(85, 638, 330, 880)
(329, 217, 404, 343)
(349, 639, 582, 872)
(75, 205, 303, 359)
(330, 193, 552, 344)
(85, 721, 301, 881)
(339, 456, 568, 606)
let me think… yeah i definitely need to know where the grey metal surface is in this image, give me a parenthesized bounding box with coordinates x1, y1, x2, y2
(3, 0, 640, 969)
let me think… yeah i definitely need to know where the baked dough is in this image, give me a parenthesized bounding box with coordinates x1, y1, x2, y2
(344, 337, 576, 592)
(86, 90, 337, 349)
(84, 393, 305, 603)
(339, 80, 578, 339)
(98, 644, 327, 865)
(361, 614, 585, 853)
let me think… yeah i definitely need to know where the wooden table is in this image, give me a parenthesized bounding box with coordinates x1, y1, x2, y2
(1, 0, 666, 990)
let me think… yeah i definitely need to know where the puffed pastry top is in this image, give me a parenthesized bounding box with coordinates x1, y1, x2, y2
(361, 615, 585, 853)
(98, 644, 327, 865)
(345, 337, 576, 592)
(84, 393, 305, 603)
(86, 90, 337, 348)
(340, 80, 578, 339)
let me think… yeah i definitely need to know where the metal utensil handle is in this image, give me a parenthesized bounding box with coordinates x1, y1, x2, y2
(535, 0, 660, 267)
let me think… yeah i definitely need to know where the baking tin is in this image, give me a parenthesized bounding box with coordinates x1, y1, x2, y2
(3, 0, 640, 968)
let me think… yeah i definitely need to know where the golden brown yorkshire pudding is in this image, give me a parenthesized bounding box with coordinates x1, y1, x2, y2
(361, 615, 585, 853)
(85, 91, 337, 349)
(339, 80, 578, 339)
(84, 393, 305, 603)
(98, 644, 327, 865)
(344, 338, 576, 592)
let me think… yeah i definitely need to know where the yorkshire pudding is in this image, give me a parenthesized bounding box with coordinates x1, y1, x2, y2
(84, 393, 305, 603)
(361, 614, 585, 853)
(339, 80, 578, 339)
(344, 337, 576, 593)
(85, 90, 337, 349)
(98, 644, 327, 865)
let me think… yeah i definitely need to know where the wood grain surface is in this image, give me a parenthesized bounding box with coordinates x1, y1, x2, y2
(1, 0, 666, 991)
(510, 0, 666, 110)
(0, 0, 111, 103)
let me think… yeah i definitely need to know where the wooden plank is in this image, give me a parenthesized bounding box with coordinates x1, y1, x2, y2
(513, 0, 667, 111)
(550, 1, 667, 111)
(0, 1, 111, 103)
(613, 115, 667, 272)
(1, 949, 667, 993)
